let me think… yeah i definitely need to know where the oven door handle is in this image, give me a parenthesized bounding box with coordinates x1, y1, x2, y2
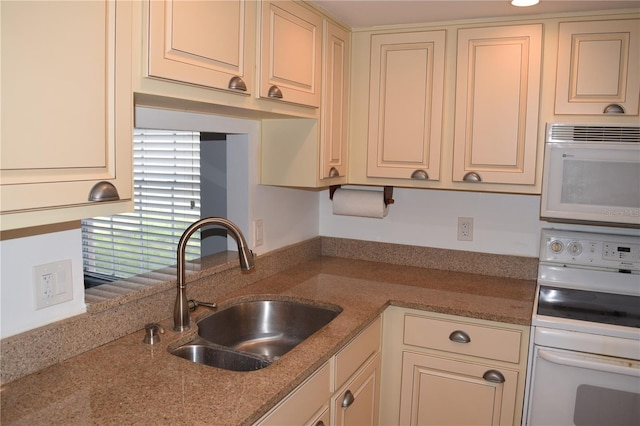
(538, 349, 640, 377)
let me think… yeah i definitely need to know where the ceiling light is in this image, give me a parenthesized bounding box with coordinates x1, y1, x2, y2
(511, 0, 539, 6)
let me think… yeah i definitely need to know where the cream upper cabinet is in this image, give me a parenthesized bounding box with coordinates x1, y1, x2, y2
(0, 0, 133, 231)
(261, 18, 349, 188)
(260, 1, 322, 107)
(379, 307, 530, 426)
(555, 19, 640, 115)
(321, 20, 350, 180)
(367, 31, 445, 181)
(147, 0, 255, 94)
(453, 24, 542, 186)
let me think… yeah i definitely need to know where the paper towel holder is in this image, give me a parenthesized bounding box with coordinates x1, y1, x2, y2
(329, 185, 395, 207)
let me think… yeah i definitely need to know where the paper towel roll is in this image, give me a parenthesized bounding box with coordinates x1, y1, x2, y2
(332, 188, 389, 218)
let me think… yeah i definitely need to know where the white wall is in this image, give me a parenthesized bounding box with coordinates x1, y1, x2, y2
(320, 187, 544, 257)
(320, 187, 640, 258)
(0, 229, 86, 338)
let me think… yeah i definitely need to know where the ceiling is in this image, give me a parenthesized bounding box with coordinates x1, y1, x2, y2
(310, 0, 640, 28)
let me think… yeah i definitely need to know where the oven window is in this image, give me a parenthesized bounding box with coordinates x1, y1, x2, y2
(574, 385, 640, 426)
(537, 286, 640, 328)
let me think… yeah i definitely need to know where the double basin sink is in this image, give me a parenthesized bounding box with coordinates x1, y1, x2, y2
(170, 299, 342, 371)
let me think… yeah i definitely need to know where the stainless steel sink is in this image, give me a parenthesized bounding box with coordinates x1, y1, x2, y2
(171, 338, 271, 372)
(170, 299, 342, 371)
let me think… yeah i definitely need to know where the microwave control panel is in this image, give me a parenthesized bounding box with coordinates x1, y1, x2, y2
(540, 229, 640, 271)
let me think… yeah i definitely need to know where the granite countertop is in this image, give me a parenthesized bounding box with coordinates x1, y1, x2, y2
(0, 257, 535, 425)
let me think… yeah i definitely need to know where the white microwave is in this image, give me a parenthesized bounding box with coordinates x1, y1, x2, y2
(541, 123, 640, 228)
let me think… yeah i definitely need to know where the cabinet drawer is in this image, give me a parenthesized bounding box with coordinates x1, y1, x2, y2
(403, 315, 522, 363)
(335, 316, 382, 389)
(255, 361, 331, 426)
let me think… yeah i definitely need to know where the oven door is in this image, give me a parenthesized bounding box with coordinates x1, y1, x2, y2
(527, 344, 640, 426)
(540, 141, 640, 227)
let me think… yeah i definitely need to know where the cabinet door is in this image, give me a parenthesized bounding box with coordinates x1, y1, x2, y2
(333, 353, 381, 426)
(453, 24, 542, 185)
(255, 362, 332, 426)
(321, 20, 350, 180)
(148, 0, 254, 94)
(367, 31, 445, 181)
(260, 1, 322, 107)
(0, 0, 133, 230)
(399, 351, 518, 426)
(555, 19, 640, 115)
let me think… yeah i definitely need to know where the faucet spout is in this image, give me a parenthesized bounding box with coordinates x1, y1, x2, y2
(174, 217, 254, 332)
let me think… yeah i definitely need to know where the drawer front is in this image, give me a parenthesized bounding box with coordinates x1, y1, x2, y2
(403, 314, 522, 363)
(335, 316, 382, 389)
(255, 361, 331, 426)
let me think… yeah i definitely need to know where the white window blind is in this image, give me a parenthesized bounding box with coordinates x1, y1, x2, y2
(82, 129, 201, 280)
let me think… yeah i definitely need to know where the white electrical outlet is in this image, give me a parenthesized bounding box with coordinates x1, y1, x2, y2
(254, 219, 264, 247)
(457, 217, 474, 241)
(33, 260, 73, 310)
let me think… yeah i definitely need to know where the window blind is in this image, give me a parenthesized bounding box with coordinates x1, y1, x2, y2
(82, 129, 201, 280)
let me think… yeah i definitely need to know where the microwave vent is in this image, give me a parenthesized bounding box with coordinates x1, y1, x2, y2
(547, 124, 640, 143)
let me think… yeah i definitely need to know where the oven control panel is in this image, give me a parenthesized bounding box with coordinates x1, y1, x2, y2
(541, 229, 640, 271)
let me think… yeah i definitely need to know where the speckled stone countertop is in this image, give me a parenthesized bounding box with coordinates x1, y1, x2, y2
(0, 256, 535, 425)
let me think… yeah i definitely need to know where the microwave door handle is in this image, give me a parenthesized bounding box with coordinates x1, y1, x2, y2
(538, 349, 640, 377)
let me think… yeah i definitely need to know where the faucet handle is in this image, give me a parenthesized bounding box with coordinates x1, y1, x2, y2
(188, 299, 217, 312)
(143, 323, 165, 345)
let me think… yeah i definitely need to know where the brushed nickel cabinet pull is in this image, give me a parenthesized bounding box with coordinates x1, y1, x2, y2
(603, 103, 625, 114)
(228, 76, 247, 91)
(268, 85, 283, 99)
(449, 330, 471, 343)
(483, 369, 506, 383)
(88, 181, 120, 202)
(463, 171, 482, 182)
(411, 169, 429, 180)
(341, 390, 355, 408)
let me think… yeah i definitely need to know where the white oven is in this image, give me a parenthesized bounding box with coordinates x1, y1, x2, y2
(525, 229, 640, 425)
(540, 123, 640, 228)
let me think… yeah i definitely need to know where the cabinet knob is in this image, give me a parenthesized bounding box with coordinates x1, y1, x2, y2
(268, 85, 283, 99)
(449, 330, 471, 344)
(603, 103, 625, 114)
(228, 76, 247, 92)
(328, 167, 340, 178)
(411, 169, 429, 180)
(341, 390, 355, 408)
(315, 422, 325, 426)
(462, 171, 482, 182)
(482, 369, 505, 383)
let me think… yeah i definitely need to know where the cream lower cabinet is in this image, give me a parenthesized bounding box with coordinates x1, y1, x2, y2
(367, 30, 445, 181)
(452, 24, 542, 186)
(255, 316, 381, 426)
(380, 307, 529, 426)
(260, 1, 322, 107)
(0, 0, 133, 231)
(255, 362, 333, 425)
(400, 352, 518, 425)
(555, 19, 640, 116)
(147, 0, 256, 95)
(333, 353, 381, 426)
